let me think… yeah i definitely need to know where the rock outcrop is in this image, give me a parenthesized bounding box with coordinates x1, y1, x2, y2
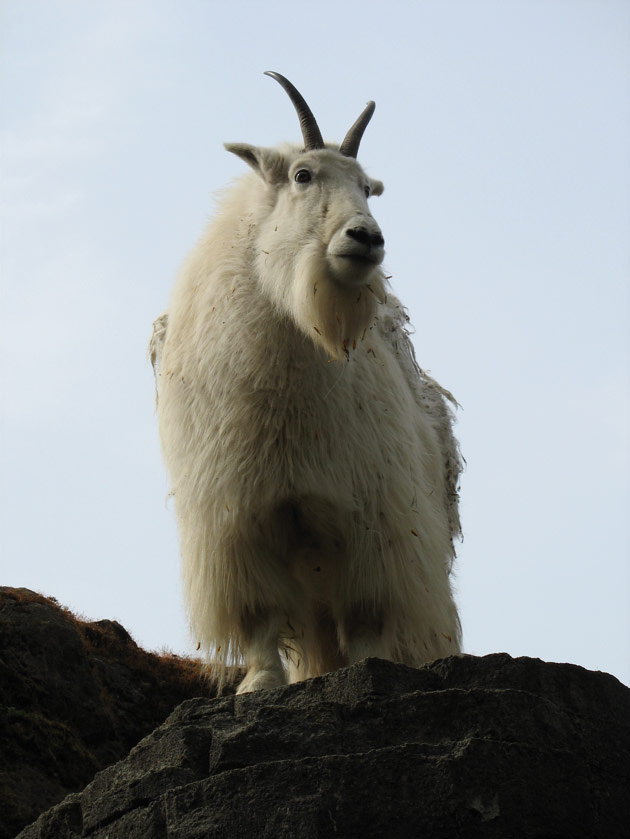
(0, 588, 220, 839)
(13, 632, 630, 838)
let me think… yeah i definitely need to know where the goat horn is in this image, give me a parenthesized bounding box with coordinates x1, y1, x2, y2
(339, 101, 376, 158)
(264, 71, 325, 151)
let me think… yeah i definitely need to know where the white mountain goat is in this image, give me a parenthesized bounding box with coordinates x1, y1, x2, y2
(151, 72, 463, 693)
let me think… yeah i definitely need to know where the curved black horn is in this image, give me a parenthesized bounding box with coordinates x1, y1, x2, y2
(339, 101, 376, 158)
(264, 71, 325, 151)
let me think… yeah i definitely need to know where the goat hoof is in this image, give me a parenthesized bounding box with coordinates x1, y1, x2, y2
(236, 668, 286, 694)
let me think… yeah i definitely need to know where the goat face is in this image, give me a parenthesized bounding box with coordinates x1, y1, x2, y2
(293, 151, 385, 287)
(228, 143, 384, 280)
(225, 145, 386, 358)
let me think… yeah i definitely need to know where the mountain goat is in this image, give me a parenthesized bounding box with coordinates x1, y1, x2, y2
(151, 72, 463, 693)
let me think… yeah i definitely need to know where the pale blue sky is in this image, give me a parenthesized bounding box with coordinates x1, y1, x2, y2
(2, 0, 629, 685)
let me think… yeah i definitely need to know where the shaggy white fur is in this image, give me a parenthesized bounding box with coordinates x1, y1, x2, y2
(151, 135, 463, 693)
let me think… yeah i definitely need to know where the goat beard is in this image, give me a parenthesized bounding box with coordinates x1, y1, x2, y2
(288, 245, 387, 360)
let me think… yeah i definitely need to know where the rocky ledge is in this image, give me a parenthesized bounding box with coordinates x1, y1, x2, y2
(0, 588, 220, 839)
(11, 615, 630, 838)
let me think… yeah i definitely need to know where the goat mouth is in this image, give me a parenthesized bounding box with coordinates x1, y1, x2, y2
(333, 252, 382, 266)
(327, 252, 383, 287)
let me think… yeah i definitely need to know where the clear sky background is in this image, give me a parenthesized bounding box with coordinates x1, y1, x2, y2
(2, 0, 629, 686)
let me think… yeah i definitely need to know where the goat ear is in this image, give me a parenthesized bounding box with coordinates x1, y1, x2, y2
(369, 178, 384, 197)
(224, 143, 286, 184)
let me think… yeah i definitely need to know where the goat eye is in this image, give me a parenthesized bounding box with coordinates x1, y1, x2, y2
(364, 185, 371, 198)
(294, 169, 312, 184)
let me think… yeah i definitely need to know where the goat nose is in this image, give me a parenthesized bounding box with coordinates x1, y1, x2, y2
(346, 226, 385, 249)
(370, 230, 385, 248)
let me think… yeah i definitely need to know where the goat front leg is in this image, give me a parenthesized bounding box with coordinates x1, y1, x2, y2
(236, 610, 286, 694)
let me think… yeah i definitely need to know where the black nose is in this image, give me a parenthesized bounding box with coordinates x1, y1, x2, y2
(346, 226, 385, 249)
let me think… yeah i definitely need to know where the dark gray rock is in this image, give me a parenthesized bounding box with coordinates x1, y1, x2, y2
(17, 653, 630, 839)
(0, 588, 221, 839)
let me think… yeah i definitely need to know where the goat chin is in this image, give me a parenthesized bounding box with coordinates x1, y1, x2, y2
(151, 79, 463, 694)
(291, 247, 387, 360)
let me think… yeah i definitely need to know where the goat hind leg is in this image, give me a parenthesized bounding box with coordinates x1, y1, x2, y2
(339, 605, 394, 665)
(286, 606, 346, 683)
